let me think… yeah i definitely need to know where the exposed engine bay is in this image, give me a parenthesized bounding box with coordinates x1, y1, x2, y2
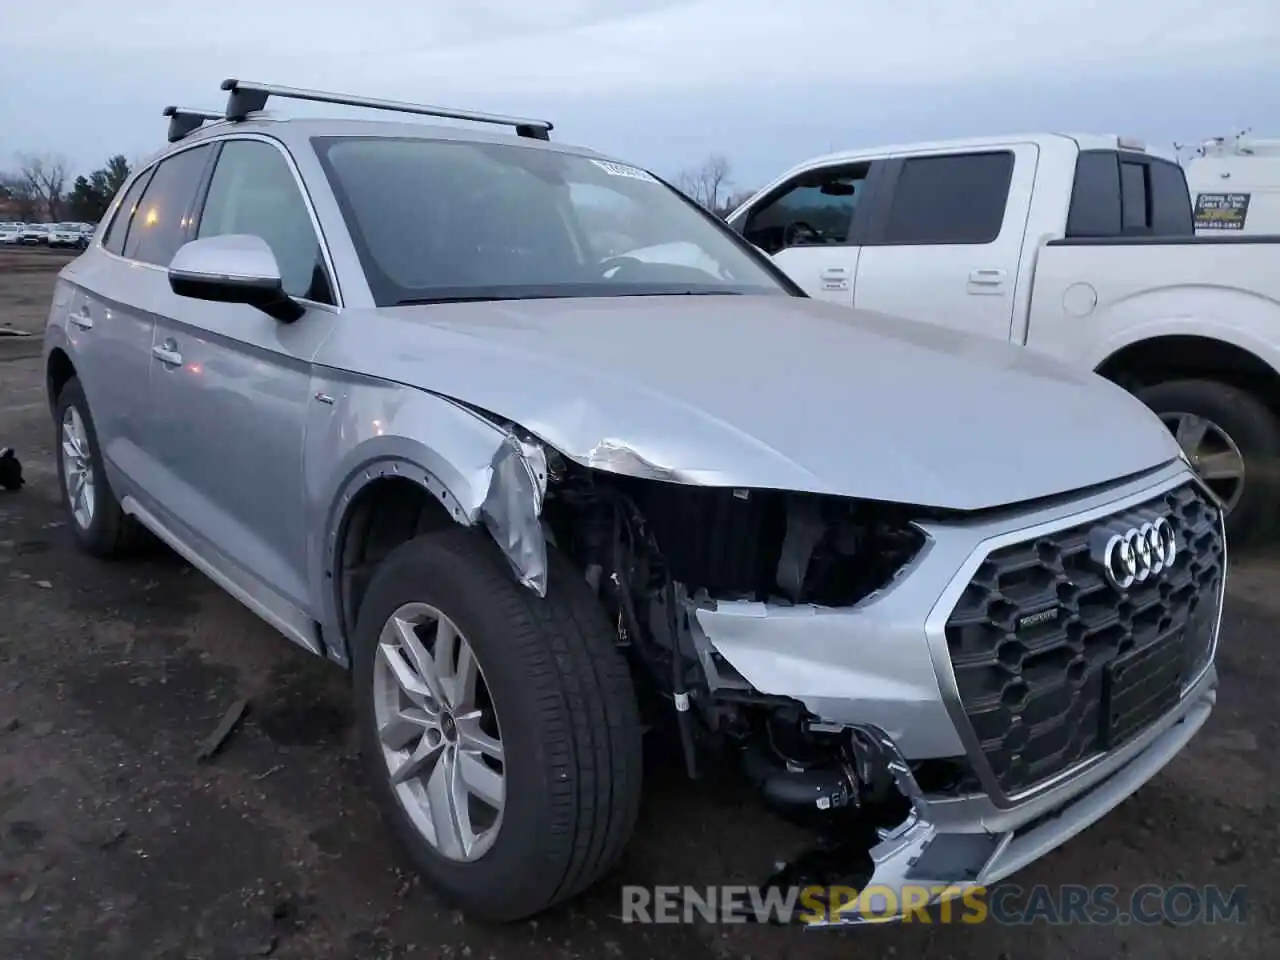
(537, 447, 950, 911)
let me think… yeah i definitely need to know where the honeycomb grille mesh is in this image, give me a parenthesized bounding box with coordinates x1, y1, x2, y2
(943, 482, 1224, 796)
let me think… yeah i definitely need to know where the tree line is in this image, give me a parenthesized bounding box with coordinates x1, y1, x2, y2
(0, 148, 748, 224)
(0, 152, 134, 223)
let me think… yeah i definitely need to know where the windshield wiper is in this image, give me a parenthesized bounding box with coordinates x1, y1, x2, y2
(614, 289, 746, 297)
(395, 292, 585, 306)
(395, 295, 520, 306)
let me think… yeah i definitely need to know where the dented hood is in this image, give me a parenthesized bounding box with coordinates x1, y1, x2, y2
(331, 295, 1182, 511)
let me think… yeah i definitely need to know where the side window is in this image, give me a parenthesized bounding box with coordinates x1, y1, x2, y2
(122, 145, 213, 266)
(880, 152, 1013, 244)
(1120, 160, 1149, 232)
(1147, 159, 1194, 235)
(742, 164, 869, 254)
(101, 170, 153, 255)
(1065, 151, 1121, 238)
(1066, 151, 1195, 239)
(196, 140, 334, 303)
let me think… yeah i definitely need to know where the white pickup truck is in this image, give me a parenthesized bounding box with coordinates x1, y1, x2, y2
(727, 133, 1280, 545)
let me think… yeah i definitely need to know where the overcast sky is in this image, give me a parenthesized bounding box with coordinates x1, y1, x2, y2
(2, 0, 1277, 187)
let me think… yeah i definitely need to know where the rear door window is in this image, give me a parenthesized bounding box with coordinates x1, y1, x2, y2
(101, 170, 154, 255)
(122, 145, 214, 266)
(878, 152, 1014, 245)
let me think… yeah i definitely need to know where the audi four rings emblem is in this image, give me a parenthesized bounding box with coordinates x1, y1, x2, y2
(1091, 518, 1178, 590)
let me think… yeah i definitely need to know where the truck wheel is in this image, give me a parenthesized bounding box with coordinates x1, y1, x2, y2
(1135, 379, 1280, 546)
(54, 376, 150, 557)
(351, 526, 644, 921)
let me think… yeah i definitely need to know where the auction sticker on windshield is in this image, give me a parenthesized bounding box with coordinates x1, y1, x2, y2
(590, 159, 660, 183)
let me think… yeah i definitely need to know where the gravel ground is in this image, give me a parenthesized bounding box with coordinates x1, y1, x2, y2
(1, 247, 1277, 959)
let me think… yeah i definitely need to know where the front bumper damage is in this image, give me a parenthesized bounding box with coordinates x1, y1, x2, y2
(687, 460, 1223, 926)
(764, 672, 1215, 926)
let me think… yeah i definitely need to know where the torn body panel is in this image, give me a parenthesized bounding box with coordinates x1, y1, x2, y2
(308, 376, 555, 662)
(479, 432, 550, 595)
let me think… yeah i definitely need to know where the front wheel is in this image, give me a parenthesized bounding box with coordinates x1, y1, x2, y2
(351, 527, 643, 921)
(1136, 379, 1280, 547)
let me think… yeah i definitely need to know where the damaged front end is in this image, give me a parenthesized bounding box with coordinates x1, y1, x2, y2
(473, 434, 973, 925)
(463, 431, 1222, 927)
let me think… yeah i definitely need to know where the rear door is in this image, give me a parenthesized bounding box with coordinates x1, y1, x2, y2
(54, 164, 160, 495)
(728, 160, 887, 306)
(852, 145, 1038, 341)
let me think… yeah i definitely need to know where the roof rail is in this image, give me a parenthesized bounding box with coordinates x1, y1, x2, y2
(163, 106, 226, 143)
(219, 79, 553, 140)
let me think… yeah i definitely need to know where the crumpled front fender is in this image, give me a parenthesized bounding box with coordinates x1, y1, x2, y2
(306, 377, 554, 663)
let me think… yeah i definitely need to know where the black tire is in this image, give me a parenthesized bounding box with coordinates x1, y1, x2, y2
(351, 526, 644, 922)
(53, 376, 150, 557)
(1135, 378, 1280, 547)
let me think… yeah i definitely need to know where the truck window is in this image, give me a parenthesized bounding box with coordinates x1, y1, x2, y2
(1066, 150, 1193, 238)
(879, 152, 1013, 245)
(1120, 160, 1148, 230)
(1148, 159, 1194, 234)
(740, 164, 868, 255)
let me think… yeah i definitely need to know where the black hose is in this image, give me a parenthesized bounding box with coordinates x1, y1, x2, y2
(666, 581, 700, 779)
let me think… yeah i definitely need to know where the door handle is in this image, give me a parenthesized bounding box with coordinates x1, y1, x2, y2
(819, 266, 850, 280)
(968, 268, 1006, 285)
(152, 342, 183, 366)
(68, 308, 93, 330)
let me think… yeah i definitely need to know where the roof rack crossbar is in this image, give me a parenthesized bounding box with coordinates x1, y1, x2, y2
(219, 79, 554, 140)
(162, 105, 226, 143)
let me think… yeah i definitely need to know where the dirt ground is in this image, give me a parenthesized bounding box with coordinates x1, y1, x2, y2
(1, 246, 1277, 959)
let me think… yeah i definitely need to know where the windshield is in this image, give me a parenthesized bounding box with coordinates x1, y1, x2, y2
(312, 136, 791, 306)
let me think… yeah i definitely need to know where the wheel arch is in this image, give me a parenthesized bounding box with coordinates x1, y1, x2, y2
(1094, 333, 1280, 417)
(310, 401, 551, 667)
(46, 346, 77, 415)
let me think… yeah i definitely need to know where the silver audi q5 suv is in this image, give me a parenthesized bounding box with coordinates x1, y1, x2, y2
(42, 79, 1225, 924)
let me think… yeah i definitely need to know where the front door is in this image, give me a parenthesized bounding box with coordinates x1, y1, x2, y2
(733, 162, 876, 306)
(146, 136, 340, 612)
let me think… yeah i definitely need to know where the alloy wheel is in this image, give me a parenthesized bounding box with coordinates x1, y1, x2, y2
(60, 406, 96, 530)
(1160, 410, 1246, 514)
(371, 602, 505, 862)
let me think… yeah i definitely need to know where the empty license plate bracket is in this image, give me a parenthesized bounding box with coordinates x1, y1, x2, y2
(1100, 631, 1186, 750)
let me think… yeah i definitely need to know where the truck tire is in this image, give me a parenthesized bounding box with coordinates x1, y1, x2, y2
(351, 526, 644, 921)
(1135, 379, 1280, 547)
(53, 376, 150, 557)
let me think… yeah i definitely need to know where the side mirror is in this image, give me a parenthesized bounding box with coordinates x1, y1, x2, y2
(168, 234, 304, 323)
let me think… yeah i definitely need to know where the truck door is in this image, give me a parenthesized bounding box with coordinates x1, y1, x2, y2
(851, 145, 1038, 341)
(729, 160, 885, 306)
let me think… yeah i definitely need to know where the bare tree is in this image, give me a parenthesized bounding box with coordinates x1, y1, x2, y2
(675, 153, 735, 217)
(0, 169, 38, 221)
(16, 152, 70, 221)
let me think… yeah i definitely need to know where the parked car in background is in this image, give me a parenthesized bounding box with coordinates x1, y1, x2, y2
(730, 132, 1280, 545)
(0, 222, 23, 244)
(48, 223, 86, 249)
(43, 84, 1224, 925)
(1185, 133, 1280, 235)
(18, 223, 50, 245)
